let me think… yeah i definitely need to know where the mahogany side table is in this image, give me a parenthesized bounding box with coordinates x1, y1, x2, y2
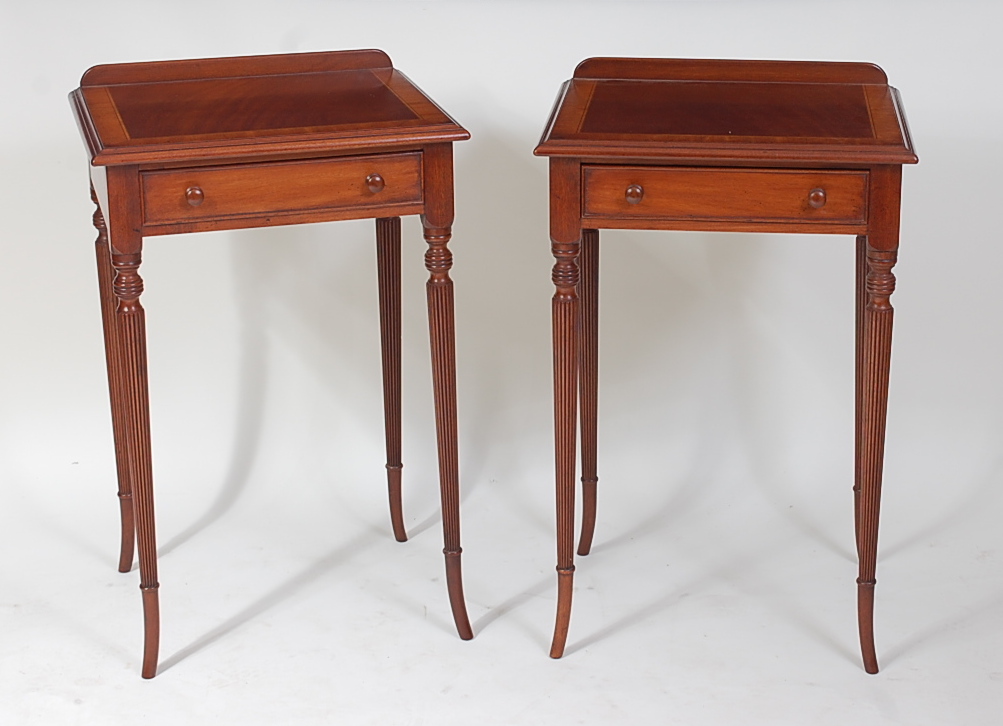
(70, 50, 473, 678)
(535, 58, 917, 672)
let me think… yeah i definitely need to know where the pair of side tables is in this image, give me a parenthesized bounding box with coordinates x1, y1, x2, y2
(71, 50, 917, 678)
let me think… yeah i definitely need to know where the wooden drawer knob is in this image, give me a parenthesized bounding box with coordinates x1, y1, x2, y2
(625, 184, 644, 205)
(808, 188, 827, 209)
(185, 186, 204, 207)
(366, 173, 385, 194)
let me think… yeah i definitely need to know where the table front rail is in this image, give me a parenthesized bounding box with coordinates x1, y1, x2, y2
(141, 152, 424, 235)
(582, 165, 868, 234)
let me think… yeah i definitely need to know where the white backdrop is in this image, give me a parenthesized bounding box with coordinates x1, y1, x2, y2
(2, 1, 1002, 724)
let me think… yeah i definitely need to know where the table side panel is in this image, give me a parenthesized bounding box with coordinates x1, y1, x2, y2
(141, 152, 422, 227)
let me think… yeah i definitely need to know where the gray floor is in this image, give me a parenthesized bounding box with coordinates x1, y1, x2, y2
(3, 418, 1002, 725)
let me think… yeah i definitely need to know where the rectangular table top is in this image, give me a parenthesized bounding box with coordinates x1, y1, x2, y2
(71, 50, 468, 167)
(536, 58, 917, 165)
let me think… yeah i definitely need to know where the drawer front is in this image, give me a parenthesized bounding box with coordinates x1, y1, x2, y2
(583, 166, 868, 225)
(142, 152, 422, 226)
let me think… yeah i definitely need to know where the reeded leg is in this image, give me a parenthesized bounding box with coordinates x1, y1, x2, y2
(853, 234, 866, 556)
(424, 223, 473, 640)
(110, 251, 160, 678)
(854, 167, 902, 675)
(577, 229, 599, 556)
(92, 187, 135, 573)
(376, 217, 407, 543)
(550, 234, 581, 658)
(548, 157, 583, 658)
(856, 240, 897, 674)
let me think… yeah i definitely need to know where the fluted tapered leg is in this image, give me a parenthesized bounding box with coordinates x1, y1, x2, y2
(853, 234, 866, 557)
(110, 251, 159, 679)
(424, 224, 473, 640)
(577, 229, 599, 556)
(92, 187, 135, 573)
(376, 217, 407, 543)
(550, 233, 581, 658)
(856, 240, 897, 675)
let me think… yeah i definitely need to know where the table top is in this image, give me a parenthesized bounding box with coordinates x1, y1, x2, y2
(71, 50, 468, 167)
(535, 58, 917, 165)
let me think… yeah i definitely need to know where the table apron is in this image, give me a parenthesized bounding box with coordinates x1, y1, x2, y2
(582, 217, 868, 235)
(140, 152, 423, 230)
(582, 165, 869, 232)
(140, 202, 426, 236)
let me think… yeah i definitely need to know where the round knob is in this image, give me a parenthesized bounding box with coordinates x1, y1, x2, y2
(808, 188, 826, 209)
(366, 173, 385, 194)
(625, 184, 644, 205)
(185, 186, 204, 207)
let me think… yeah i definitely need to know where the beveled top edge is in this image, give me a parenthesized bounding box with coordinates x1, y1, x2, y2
(574, 57, 888, 84)
(83, 125, 470, 167)
(533, 139, 919, 166)
(393, 69, 468, 138)
(81, 49, 392, 86)
(536, 58, 917, 165)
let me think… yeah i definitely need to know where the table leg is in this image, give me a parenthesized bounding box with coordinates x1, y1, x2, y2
(421, 144, 472, 640)
(110, 249, 160, 679)
(376, 217, 407, 543)
(548, 157, 583, 658)
(577, 229, 599, 556)
(423, 222, 474, 641)
(550, 234, 581, 658)
(856, 239, 897, 674)
(92, 187, 135, 573)
(853, 234, 866, 557)
(856, 166, 902, 674)
(850, 233, 866, 557)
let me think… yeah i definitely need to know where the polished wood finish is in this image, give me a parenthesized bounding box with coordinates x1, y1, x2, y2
(535, 58, 917, 672)
(141, 152, 423, 227)
(856, 164, 902, 674)
(376, 217, 407, 543)
(91, 186, 135, 574)
(539, 59, 914, 166)
(854, 234, 866, 558)
(71, 50, 473, 677)
(72, 51, 465, 167)
(573, 57, 890, 83)
(582, 167, 868, 229)
(367, 173, 387, 194)
(576, 229, 600, 557)
(421, 143, 473, 641)
(548, 155, 581, 659)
